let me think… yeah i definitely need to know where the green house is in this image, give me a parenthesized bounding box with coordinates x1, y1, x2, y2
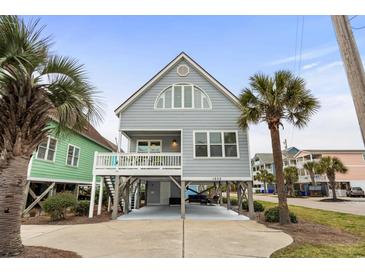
(24, 122, 116, 215)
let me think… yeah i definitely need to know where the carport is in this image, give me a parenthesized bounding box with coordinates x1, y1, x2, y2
(117, 204, 249, 221)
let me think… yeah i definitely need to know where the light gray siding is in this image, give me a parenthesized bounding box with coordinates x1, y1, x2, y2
(119, 59, 251, 179)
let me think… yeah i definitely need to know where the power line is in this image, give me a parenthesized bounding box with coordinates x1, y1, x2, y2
(293, 16, 300, 72)
(349, 15, 365, 30)
(297, 16, 305, 75)
(352, 25, 365, 30)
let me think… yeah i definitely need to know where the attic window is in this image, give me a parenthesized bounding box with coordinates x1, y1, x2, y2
(154, 84, 212, 110)
(177, 64, 190, 77)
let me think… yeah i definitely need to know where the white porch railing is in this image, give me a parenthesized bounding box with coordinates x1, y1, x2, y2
(299, 175, 327, 183)
(94, 152, 181, 170)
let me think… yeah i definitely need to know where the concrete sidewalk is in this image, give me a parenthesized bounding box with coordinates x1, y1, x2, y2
(254, 195, 365, 216)
(21, 220, 292, 258)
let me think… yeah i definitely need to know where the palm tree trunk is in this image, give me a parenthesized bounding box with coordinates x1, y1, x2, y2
(269, 126, 290, 224)
(264, 181, 267, 193)
(331, 181, 337, 200)
(310, 172, 316, 186)
(0, 156, 29, 256)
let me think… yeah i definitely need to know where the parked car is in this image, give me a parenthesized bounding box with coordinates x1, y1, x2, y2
(346, 187, 365, 197)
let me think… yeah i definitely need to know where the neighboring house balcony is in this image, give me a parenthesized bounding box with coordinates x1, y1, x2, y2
(298, 174, 327, 183)
(93, 152, 181, 176)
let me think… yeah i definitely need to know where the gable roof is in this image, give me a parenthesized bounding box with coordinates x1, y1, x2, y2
(252, 153, 274, 164)
(114, 52, 241, 115)
(282, 146, 300, 159)
(81, 123, 117, 152)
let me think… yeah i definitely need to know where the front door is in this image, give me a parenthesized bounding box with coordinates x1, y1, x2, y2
(147, 181, 160, 205)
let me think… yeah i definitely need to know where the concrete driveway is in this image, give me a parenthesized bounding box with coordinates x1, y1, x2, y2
(118, 205, 249, 221)
(21, 220, 292, 258)
(254, 195, 365, 216)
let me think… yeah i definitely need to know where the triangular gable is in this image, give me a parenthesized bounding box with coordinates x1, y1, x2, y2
(114, 52, 240, 115)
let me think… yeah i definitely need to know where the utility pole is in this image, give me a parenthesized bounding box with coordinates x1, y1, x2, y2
(332, 15, 365, 146)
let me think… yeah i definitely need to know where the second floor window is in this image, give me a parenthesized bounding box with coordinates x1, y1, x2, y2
(194, 131, 239, 158)
(36, 136, 57, 161)
(66, 145, 80, 167)
(137, 140, 162, 153)
(155, 84, 212, 110)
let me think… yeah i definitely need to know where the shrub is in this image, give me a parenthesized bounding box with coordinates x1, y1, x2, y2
(264, 206, 298, 223)
(230, 197, 238, 206)
(242, 200, 265, 212)
(222, 197, 238, 206)
(43, 192, 78, 221)
(76, 200, 90, 216)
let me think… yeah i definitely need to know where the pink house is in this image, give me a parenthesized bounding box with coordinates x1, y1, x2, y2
(295, 149, 365, 196)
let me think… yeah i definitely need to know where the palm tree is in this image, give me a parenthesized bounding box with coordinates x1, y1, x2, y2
(317, 156, 348, 200)
(0, 16, 102, 256)
(254, 169, 274, 193)
(303, 161, 320, 185)
(283, 166, 298, 197)
(238, 71, 320, 224)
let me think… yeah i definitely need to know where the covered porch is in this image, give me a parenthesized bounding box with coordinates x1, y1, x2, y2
(88, 173, 255, 220)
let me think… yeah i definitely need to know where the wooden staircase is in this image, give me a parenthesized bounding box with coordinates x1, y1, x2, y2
(129, 182, 140, 210)
(104, 176, 124, 211)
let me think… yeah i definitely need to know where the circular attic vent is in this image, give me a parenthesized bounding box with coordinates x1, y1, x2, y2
(177, 64, 190, 77)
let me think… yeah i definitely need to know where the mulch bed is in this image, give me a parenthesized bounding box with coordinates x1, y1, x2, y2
(13, 246, 81, 258)
(319, 198, 349, 202)
(257, 212, 359, 245)
(22, 211, 112, 225)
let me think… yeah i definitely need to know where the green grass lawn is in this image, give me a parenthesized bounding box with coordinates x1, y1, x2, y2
(259, 201, 365, 258)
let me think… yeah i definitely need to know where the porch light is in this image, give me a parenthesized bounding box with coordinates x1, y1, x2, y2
(172, 139, 177, 146)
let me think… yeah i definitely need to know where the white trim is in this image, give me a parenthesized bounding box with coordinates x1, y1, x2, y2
(177, 64, 190, 77)
(26, 176, 97, 185)
(136, 139, 163, 153)
(128, 132, 181, 137)
(114, 52, 239, 114)
(121, 128, 183, 131)
(153, 83, 212, 110)
(246, 128, 253, 179)
(181, 128, 184, 177)
(27, 154, 34, 177)
(193, 130, 240, 159)
(93, 169, 182, 176)
(65, 144, 81, 167)
(35, 136, 58, 163)
(182, 176, 252, 181)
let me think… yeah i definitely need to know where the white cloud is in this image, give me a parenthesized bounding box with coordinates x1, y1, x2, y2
(301, 62, 320, 71)
(266, 45, 338, 66)
(249, 59, 364, 157)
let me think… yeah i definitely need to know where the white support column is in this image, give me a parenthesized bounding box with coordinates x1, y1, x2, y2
(97, 178, 104, 215)
(180, 180, 186, 219)
(107, 196, 111, 212)
(89, 176, 97, 218)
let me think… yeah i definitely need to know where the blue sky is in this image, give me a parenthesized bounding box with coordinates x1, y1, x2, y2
(26, 16, 365, 154)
